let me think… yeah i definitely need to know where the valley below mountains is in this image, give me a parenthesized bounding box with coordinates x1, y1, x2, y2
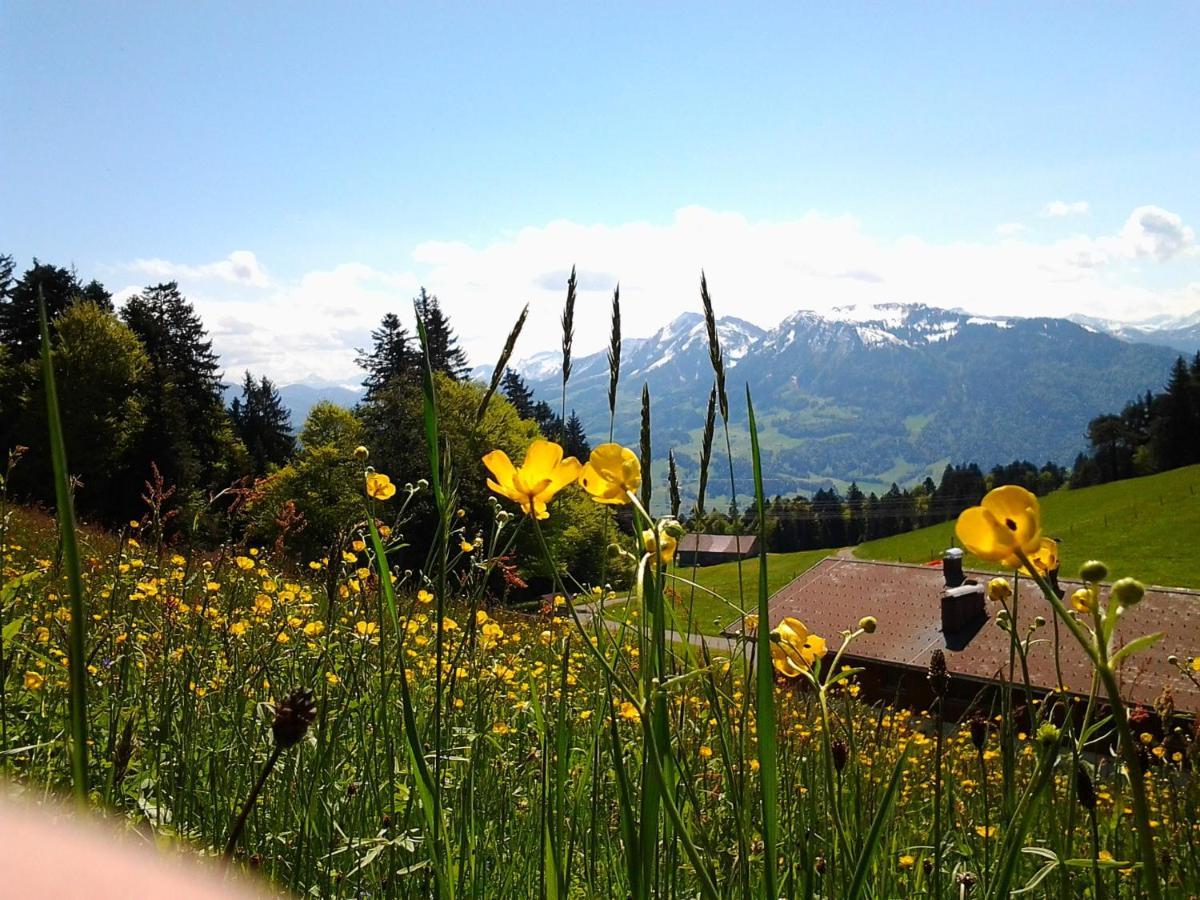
(497, 303, 1182, 507)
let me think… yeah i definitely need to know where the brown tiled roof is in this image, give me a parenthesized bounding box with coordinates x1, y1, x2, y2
(752, 557, 1200, 714)
(677, 534, 757, 555)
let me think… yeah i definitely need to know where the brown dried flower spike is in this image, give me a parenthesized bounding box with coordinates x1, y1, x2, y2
(273, 688, 317, 748)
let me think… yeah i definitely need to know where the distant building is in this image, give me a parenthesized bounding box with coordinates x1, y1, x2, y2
(733, 555, 1200, 716)
(676, 534, 758, 567)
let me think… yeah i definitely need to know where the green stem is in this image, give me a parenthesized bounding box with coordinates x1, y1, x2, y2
(1015, 550, 1161, 900)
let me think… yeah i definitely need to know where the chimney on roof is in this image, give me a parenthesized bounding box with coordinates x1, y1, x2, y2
(940, 548, 984, 635)
(942, 548, 965, 588)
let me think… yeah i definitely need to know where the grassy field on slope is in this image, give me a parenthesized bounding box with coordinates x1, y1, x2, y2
(854, 464, 1200, 589)
(605, 548, 834, 636)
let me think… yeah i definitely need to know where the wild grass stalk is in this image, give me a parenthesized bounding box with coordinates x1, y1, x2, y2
(38, 292, 89, 804)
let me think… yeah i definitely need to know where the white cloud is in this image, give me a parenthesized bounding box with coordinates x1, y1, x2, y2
(1118, 205, 1196, 262)
(128, 250, 271, 288)
(994, 222, 1026, 237)
(113, 205, 1200, 386)
(1043, 200, 1090, 217)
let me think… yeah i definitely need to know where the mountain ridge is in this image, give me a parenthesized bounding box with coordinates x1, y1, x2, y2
(486, 302, 1181, 506)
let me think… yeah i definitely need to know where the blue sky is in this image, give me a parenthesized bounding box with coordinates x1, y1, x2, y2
(3, 2, 1198, 384)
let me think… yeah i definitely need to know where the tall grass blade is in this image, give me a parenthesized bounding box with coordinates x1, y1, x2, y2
(846, 742, 910, 900)
(39, 291, 88, 803)
(746, 389, 778, 899)
(365, 514, 454, 900)
(476, 303, 529, 423)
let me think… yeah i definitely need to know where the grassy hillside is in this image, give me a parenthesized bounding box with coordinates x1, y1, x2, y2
(855, 464, 1200, 589)
(606, 548, 834, 636)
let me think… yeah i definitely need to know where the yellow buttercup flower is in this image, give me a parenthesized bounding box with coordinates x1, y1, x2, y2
(481, 439, 581, 520)
(770, 617, 827, 678)
(641, 526, 678, 565)
(365, 471, 397, 501)
(24, 671, 45, 692)
(1027, 537, 1059, 574)
(954, 485, 1042, 566)
(578, 443, 641, 504)
(1070, 587, 1097, 614)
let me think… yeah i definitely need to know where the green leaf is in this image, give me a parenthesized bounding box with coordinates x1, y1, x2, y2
(39, 291, 89, 803)
(746, 387, 780, 900)
(847, 742, 910, 899)
(2, 616, 24, 643)
(1110, 631, 1165, 667)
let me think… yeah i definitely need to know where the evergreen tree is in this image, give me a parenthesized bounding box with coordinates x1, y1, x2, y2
(563, 410, 590, 459)
(356, 312, 415, 401)
(122, 282, 234, 495)
(415, 288, 469, 379)
(1150, 356, 1199, 470)
(0, 254, 13, 302)
(844, 481, 865, 544)
(531, 400, 563, 439)
(501, 368, 535, 419)
(0, 260, 83, 362)
(231, 372, 296, 476)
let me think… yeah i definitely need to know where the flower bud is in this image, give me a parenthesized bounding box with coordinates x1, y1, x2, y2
(353, 445, 369, 461)
(1033, 615, 1046, 629)
(1111, 577, 1145, 607)
(1078, 560, 1108, 583)
(1070, 588, 1097, 614)
(1168, 655, 1179, 667)
(858, 615, 878, 634)
(1036, 722, 1061, 747)
(986, 577, 1012, 603)
(661, 519, 685, 539)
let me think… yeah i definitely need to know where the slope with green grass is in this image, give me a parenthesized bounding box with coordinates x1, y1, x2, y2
(605, 548, 835, 636)
(854, 464, 1200, 589)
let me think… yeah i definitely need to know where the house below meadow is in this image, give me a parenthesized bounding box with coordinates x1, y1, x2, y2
(732, 555, 1200, 717)
(675, 534, 758, 567)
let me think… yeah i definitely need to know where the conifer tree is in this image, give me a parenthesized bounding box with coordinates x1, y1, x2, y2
(122, 282, 233, 495)
(563, 410, 590, 460)
(231, 372, 296, 476)
(1151, 356, 1198, 470)
(414, 288, 469, 379)
(356, 312, 415, 400)
(501, 368, 535, 419)
(0, 260, 84, 362)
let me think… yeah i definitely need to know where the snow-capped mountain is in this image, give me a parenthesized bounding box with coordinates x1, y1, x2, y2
(1070, 311, 1200, 354)
(501, 302, 1180, 505)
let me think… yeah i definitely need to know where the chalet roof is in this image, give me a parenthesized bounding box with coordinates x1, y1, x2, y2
(676, 534, 757, 555)
(747, 557, 1200, 714)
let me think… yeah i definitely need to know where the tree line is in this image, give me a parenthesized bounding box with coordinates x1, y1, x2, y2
(687, 459, 1067, 552)
(0, 255, 608, 588)
(1070, 352, 1200, 487)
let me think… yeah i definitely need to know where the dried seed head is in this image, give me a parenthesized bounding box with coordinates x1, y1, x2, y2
(969, 715, 988, 752)
(1075, 763, 1097, 810)
(814, 856, 826, 875)
(831, 739, 849, 773)
(927, 649, 949, 699)
(272, 687, 317, 748)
